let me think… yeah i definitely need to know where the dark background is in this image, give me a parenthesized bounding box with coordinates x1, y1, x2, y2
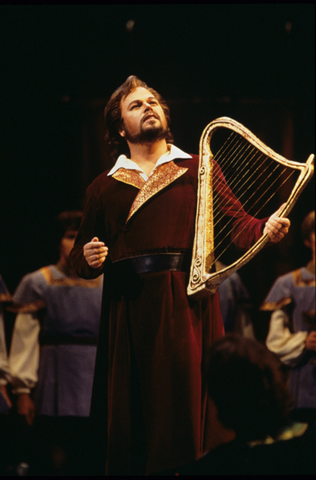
(0, 5, 314, 338)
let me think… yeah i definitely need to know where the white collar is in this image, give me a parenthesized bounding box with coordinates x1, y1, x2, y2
(107, 144, 192, 181)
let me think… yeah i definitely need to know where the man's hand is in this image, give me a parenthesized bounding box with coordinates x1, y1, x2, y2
(263, 204, 290, 243)
(305, 331, 316, 351)
(16, 393, 36, 426)
(83, 237, 108, 269)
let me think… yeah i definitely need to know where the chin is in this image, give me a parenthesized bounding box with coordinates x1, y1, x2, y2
(143, 126, 168, 141)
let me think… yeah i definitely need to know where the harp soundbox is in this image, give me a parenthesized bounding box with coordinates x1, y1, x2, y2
(187, 117, 314, 298)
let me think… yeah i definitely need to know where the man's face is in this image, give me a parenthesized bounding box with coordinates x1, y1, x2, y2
(119, 87, 168, 144)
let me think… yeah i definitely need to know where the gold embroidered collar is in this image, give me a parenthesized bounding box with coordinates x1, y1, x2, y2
(126, 161, 188, 222)
(112, 168, 145, 190)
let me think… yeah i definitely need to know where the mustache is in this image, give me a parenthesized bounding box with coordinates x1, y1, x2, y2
(141, 111, 160, 126)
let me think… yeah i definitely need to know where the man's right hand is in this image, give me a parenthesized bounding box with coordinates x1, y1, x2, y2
(16, 393, 36, 426)
(83, 237, 108, 269)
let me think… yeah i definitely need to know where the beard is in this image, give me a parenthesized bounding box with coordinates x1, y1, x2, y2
(122, 118, 169, 144)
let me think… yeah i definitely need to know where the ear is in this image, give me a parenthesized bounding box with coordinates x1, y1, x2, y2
(119, 125, 126, 138)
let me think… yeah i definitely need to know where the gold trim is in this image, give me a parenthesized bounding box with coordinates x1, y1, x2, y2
(292, 269, 316, 287)
(260, 297, 292, 311)
(7, 299, 46, 314)
(0, 293, 12, 302)
(40, 267, 102, 288)
(293, 268, 316, 287)
(127, 161, 188, 222)
(112, 168, 145, 189)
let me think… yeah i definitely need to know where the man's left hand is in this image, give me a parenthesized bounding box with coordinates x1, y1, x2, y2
(263, 204, 290, 243)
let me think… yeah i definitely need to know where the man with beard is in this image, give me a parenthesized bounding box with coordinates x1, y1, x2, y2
(69, 75, 290, 476)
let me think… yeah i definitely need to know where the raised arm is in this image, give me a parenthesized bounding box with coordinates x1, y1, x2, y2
(70, 183, 108, 279)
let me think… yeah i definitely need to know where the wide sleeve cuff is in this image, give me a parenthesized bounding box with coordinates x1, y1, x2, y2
(9, 312, 40, 393)
(266, 309, 308, 367)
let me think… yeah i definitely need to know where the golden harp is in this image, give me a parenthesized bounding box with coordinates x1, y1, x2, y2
(187, 117, 314, 298)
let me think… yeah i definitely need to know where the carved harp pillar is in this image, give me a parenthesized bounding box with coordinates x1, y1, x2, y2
(187, 117, 314, 299)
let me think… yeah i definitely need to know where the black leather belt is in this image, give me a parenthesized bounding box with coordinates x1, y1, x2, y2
(112, 253, 190, 274)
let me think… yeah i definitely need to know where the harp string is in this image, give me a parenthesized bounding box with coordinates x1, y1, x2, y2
(211, 133, 254, 194)
(213, 133, 271, 208)
(211, 168, 296, 266)
(213, 148, 266, 225)
(207, 130, 297, 267)
(212, 140, 269, 229)
(214, 151, 292, 225)
(210, 141, 247, 228)
(209, 132, 292, 216)
(212, 132, 285, 222)
(218, 147, 265, 201)
(214, 154, 283, 226)
(213, 168, 295, 263)
(211, 134, 266, 223)
(212, 141, 292, 245)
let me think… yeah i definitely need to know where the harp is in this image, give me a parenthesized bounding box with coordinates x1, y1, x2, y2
(187, 117, 314, 298)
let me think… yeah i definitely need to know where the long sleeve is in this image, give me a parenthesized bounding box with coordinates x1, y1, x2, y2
(9, 312, 40, 394)
(70, 181, 108, 279)
(266, 309, 308, 367)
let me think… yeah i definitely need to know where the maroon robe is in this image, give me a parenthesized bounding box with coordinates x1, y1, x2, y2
(70, 154, 265, 475)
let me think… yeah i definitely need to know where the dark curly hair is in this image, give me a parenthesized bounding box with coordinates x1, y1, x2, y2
(104, 75, 174, 161)
(207, 334, 291, 443)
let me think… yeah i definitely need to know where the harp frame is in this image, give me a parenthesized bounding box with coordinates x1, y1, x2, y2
(187, 116, 314, 299)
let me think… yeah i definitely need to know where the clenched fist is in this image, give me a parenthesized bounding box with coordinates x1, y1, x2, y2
(83, 237, 108, 269)
(263, 204, 291, 243)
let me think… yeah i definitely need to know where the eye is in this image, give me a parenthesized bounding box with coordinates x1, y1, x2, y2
(129, 102, 140, 111)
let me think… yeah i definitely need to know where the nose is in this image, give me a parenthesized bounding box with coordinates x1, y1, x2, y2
(144, 102, 152, 110)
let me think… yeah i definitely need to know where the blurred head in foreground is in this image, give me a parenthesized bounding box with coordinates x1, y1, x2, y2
(207, 333, 291, 445)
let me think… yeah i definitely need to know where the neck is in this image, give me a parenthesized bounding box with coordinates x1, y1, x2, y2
(307, 255, 315, 274)
(128, 139, 169, 177)
(57, 258, 77, 277)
